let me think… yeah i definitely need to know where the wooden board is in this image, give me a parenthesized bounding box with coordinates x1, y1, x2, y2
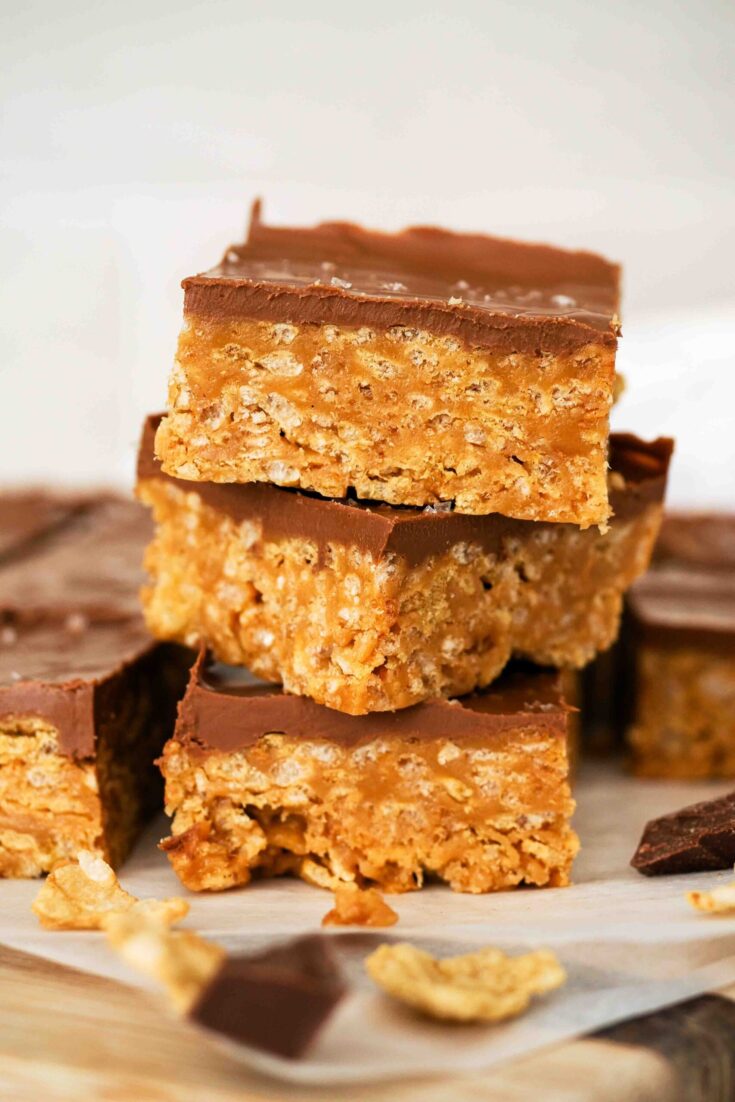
(1, 944, 734, 1101)
(4, 762, 735, 1097)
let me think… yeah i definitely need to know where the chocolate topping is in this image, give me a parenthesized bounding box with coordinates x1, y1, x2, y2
(176, 651, 570, 752)
(182, 201, 620, 353)
(0, 491, 87, 561)
(190, 934, 346, 1059)
(0, 616, 155, 687)
(654, 513, 735, 572)
(631, 791, 735, 876)
(0, 496, 151, 621)
(0, 618, 159, 758)
(629, 579, 735, 652)
(629, 512, 735, 653)
(140, 415, 672, 568)
(0, 491, 164, 759)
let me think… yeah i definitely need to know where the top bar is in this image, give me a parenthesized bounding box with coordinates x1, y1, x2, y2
(156, 202, 621, 527)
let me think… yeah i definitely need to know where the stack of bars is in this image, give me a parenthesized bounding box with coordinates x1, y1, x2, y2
(137, 203, 673, 895)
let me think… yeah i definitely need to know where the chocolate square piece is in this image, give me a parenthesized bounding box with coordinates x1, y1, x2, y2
(631, 792, 735, 875)
(190, 935, 346, 1059)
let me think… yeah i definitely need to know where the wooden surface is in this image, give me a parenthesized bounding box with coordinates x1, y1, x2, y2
(2, 944, 734, 1102)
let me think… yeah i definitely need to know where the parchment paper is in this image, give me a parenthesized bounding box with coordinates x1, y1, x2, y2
(2, 762, 735, 1084)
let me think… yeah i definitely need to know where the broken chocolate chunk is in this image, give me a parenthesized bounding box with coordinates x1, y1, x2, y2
(631, 792, 735, 876)
(189, 934, 346, 1059)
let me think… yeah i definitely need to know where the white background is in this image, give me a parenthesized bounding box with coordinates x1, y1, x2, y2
(1, 0, 733, 504)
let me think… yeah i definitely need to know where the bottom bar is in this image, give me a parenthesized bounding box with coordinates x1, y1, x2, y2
(160, 654, 578, 894)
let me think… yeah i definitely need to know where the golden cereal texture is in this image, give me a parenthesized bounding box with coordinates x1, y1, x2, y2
(365, 942, 566, 1022)
(322, 884, 399, 928)
(161, 318, 615, 527)
(105, 910, 225, 1013)
(687, 881, 735, 915)
(159, 729, 578, 895)
(32, 851, 189, 931)
(628, 648, 735, 780)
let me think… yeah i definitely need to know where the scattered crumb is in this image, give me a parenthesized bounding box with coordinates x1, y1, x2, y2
(322, 884, 399, 928)
(105, 911, 225, 1013)
(365, 942, 565, 1023)
(32, 850, 189, 931)
(687, 881, 735, 915)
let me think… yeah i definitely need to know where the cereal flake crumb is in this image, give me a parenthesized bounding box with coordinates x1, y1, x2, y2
(365, 942, 565, 1022)
(687, 881, 735, 915)
(32, 851, 189, 931)
(322, 884, 398, 928)
(105, 911, 224, 1013)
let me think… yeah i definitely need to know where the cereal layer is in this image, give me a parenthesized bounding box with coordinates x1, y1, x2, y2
(628, 647, 735, 779)
(160, 726, 578, 894)
(140, 478, 662, 714)
(157, 318, 615, 527)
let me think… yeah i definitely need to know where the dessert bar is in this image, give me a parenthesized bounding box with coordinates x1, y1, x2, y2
(0, 493, 189, 877)
(0, 490, 87, 560)
(156, 202, 621, 527)
(626, 513, 735, 779)
(140, 416, 671, 714)
(0, 619, 188, 876)
(160, 653, 578, 894)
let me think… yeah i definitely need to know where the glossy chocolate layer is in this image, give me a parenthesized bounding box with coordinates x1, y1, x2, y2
(0, 491, 86, 561)
(629, 579, 735, 652)
(0, 496, 151, 621)
(654, 513, 735, 571)
(175, 651, 570, 752)
(190, 935, 346, 1059)
(182, 201, 620, 353)
(0, 491, 174, 759)
(139, 415, 672, 568)
(0, 617, 160, 758)
(629, 512, 735, 653)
